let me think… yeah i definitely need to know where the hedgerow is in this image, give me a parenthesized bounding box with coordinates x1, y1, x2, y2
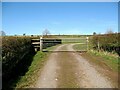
(2, 36, 35, 85)
(91, 33, 120, 56)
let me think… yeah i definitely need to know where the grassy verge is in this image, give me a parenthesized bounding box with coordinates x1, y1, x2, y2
(15, 51, 48, 88)
(73, 43, 119, 72)
(73, 43, 119, 87)
(80, 50, 119, 87)
(84, 50, 119, 72)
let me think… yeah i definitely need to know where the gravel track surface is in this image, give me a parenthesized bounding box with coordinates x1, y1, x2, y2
(35, 44, 114, 88)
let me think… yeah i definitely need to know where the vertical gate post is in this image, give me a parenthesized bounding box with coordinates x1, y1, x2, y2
(40, 37, 43, 51)
(98, 41, 100, 52)
(86, 37, 89, 51)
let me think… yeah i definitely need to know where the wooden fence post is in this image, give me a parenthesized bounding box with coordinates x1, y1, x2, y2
(40, 37, 43, 51)
(86, 37, 89, 51)
(98, 41, 100, 52)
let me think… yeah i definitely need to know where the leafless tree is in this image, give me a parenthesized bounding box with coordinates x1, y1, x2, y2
(106, 29, 114, 34)
(42, 29, 50, 36)
(0, 31, 6, 36)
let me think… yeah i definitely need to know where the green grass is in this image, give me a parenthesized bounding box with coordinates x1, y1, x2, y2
(62, 38, 86, 44)
(73, 43, 87, 51)
(88, 50, 119, 72)
(16, 51, 48, 88)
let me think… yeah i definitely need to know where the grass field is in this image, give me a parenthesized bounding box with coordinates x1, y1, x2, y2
(73, 43, 87, 51)
(62, 38, 87, 44)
